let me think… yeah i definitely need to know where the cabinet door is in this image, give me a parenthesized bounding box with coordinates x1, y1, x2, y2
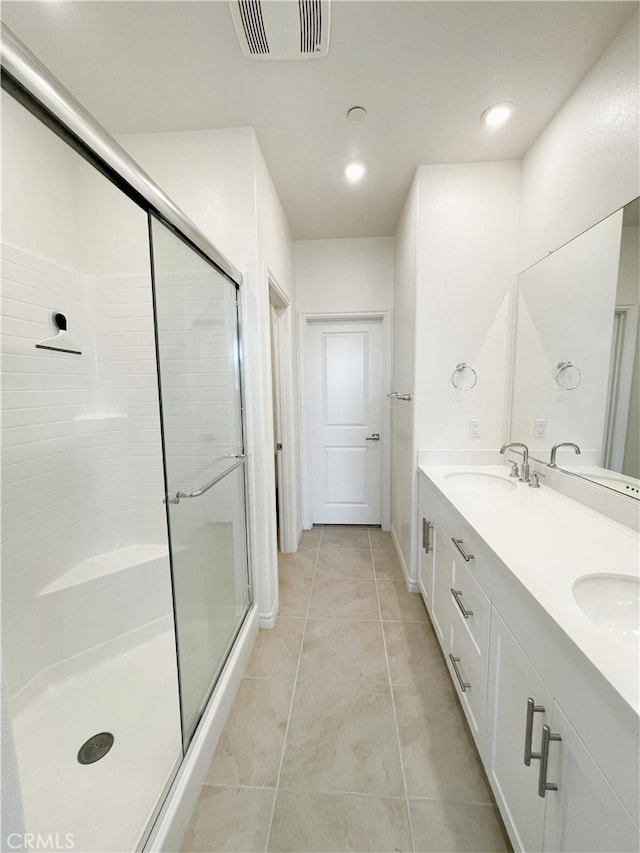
(541, 702, 640, 853)
(418, 515, 436, 610)
(487, 610, 552, 852)
(431, 527, 454, 644)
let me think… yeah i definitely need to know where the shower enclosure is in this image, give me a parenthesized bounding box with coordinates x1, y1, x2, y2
(1, 25, 252, 853)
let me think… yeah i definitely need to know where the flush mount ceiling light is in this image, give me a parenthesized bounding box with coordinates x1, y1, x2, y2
(481, 101, 514, 127)
(345, 161, 366, 183)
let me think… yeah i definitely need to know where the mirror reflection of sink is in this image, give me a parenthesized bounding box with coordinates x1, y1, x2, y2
(444, 472, 517, 493)
(572, 574, 640, 641)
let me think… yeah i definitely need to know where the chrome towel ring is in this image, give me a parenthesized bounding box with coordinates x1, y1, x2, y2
(451, 363, 477, 391)
(555, 361, 582, 390)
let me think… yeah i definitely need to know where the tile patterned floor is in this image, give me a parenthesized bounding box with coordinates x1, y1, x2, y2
(181, 527, 511, 853)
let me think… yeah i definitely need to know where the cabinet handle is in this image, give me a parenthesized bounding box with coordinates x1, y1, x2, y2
(451, 538, 474, 562)
(448, 654, 471, 692)
(451, 588, 473, 618)
(524, 697, 545, 766)
(537, 724, 561, 797)
(422, 519, 432, 553)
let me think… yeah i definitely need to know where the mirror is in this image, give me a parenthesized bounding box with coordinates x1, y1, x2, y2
(511, 198, 639, 499)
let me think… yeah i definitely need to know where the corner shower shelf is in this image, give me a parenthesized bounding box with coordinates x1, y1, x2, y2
(38, 544, 169, 596)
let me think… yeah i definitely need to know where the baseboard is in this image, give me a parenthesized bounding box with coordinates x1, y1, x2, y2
(258, 600, 278, 629)
(390, 524, 419, 593)
(144, 606, 259, 853)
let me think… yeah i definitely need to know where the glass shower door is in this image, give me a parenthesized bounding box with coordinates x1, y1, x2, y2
(149, 216, 251, 746)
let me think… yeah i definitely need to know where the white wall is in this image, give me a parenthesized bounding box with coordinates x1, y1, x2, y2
(392, 162, 520, 581)
(391, 180, 418, 576)
(295, 237, 394, 314)
(414, 163, 521, 451)
(519, 10, 640, 272)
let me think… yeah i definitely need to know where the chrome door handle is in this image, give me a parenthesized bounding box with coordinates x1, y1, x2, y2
(524, 697, 545, 765)
(448, 654, 470, 692)
(168, 456, 246, 505)
(451, 589, 473, 618)
(365, 433, 380, 441)
(538, 725, 561, 797)
(452, 538, 474, 561)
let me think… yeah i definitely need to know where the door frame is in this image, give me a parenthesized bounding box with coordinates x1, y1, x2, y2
(299, 311, 392, 530)
(268, 275, 298, 553)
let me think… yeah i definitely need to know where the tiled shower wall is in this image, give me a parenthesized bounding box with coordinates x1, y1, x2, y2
(1, 94, 169, 702)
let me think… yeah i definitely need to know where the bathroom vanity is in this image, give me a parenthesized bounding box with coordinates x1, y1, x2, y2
(417, 464, 639, 853)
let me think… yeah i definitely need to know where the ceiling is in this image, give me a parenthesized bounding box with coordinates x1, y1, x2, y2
(2, 1, 637, 239)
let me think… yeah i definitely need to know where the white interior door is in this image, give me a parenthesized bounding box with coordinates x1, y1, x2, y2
(307, 318, 384, 524)
(270, 303, 285, 546)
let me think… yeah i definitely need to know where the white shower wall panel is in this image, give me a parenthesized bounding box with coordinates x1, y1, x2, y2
(1, 95, 171, 703)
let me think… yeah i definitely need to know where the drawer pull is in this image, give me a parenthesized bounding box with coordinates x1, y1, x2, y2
(538, 724, 561, 797)
(422, 518, 432, 553)
(451, 588, 473, 618)
(448, 654, 471, 692)
(452, 538, 474, 562)
(524, 697, 545, 766)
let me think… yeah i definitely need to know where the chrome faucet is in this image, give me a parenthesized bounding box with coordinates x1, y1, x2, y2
(500, 442, 530, 483)
(550, 442, 581, 467)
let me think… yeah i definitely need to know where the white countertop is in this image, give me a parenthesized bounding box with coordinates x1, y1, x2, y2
(419, 463, 640, 714)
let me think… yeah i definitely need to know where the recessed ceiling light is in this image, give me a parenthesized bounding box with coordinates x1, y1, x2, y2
(345, 161, 366, 183)
(347, 106, 367, 123)
(481, 102, 514, 127)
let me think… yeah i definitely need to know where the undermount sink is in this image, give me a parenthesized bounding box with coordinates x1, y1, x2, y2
(444, 472, 517, 493)
(572, 574, 640, 641)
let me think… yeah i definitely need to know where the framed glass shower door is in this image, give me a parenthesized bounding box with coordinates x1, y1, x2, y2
(149, 216, 251, 746)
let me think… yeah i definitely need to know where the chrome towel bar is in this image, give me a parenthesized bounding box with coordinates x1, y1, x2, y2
(387, 392, 413, 401)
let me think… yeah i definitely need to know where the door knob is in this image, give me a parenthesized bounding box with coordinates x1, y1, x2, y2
(365, 433, 380, 441)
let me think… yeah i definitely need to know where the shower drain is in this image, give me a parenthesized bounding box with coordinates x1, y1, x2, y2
(77, 732, 114, 765)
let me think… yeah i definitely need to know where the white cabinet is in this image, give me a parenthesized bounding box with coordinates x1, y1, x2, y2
(417, 469, 639, 853)
(417, 515, 435, 607)
(542, 702, 639, 853)
(431, 528, 454, 643)
(487, 610, 639, 853)
(487, 610, 553, 852)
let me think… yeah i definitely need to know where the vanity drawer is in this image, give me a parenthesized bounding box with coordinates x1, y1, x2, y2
(447, 611, 487, 750)
(450, 555, 491, 656)
(420, 474, 494, 596)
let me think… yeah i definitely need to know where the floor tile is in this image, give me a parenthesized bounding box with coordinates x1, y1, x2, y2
(278, 549, 317, 576)
(181, 785, 275, 853)
(268, 790, 412, 852)
(410, 799, 509, 852)
(205, 677, 292, 787)
(298, 618, 387, 684)
(383, 620, 450, 688)
(245, 617, 305, 681)
(373, 549, 405, 581)
(320, 527, 371, 549)
(369, 529, 394, 550)
(316, 548, 374, 579)
(394, 682, 493, 803)
(378, 579, 428, 622)
(309, 575, 380, 619)
(279, 678, 404, 797)
(299, 529, 322, 550)
(278, 571, 313, 617)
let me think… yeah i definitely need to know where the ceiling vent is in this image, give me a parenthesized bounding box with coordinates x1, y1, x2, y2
(230, 0, 330, 60)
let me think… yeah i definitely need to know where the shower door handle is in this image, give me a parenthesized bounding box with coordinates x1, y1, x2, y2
(167, 456, 246, 504)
